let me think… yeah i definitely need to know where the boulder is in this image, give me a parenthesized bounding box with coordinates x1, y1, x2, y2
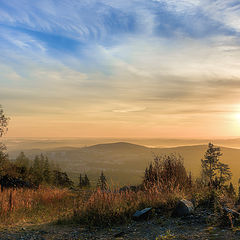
(172, 199, 194, 217)
(133, 207, 152, 220)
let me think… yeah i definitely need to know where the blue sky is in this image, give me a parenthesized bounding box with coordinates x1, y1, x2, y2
(1, 0, 240, 138)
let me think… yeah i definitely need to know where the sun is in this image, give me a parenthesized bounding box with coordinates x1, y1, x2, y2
(235, 113, 240, 121)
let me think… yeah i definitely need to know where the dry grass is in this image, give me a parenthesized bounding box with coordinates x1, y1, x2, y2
(0, 184, 187, 227)
(66, 185, 187, 226)
(0, 186, 78, 226)
(0, 183, 236, 228)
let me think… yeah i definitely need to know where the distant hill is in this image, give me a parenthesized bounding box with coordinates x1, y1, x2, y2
(83, 142, 149, 152)
(8, 142, 240, 186)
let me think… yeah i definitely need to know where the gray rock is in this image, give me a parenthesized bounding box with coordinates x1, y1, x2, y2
(114, 231, 125, 238)
(172, 199, 194, 217)
(133, 207, 152, 220)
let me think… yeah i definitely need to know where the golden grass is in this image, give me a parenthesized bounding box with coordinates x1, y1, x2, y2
(1, 184, 233, 228)
(0, 184, 187, 227)
(0, 186, 77, 226)
(68, 185, 187, 226)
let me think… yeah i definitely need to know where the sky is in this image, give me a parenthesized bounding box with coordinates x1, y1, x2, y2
(1, 0, 240, 138)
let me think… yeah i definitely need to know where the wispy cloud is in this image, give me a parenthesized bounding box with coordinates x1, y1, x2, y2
(0, 0, 240, 137)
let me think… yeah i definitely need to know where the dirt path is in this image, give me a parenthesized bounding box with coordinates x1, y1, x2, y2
(0, 211, 240, 239)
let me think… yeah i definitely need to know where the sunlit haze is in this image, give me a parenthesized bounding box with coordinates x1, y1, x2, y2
(1, 1, 240, 138)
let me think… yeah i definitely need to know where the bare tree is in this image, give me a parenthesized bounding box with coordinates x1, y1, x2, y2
(0, 105, 9, 137)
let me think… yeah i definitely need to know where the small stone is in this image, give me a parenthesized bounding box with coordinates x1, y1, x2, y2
(133, 207, 152, 220)
(114, 231, 125, 238)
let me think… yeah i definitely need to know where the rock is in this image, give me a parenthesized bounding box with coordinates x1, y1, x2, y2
(172, 199, 194, 217)
(133, 207, 152, 220)
(114, 231, 125, 238)
(223, 207, 240, 218)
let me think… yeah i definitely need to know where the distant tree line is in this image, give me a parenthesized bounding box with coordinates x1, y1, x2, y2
(1, 150, 109, 190)
(0, 151, 74, 188)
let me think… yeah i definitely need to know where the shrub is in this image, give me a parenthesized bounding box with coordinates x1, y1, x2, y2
(143, 154, 192, 192)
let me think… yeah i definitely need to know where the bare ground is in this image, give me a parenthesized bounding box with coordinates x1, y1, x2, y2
(1, 209, 240, 240)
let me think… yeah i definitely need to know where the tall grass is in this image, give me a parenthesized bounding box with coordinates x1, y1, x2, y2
(0, 184, 187, 227)
(70, 186, 186, 226)
(1, 153, 237, 228)
(0, 186, 78, 226)
(0, 183, 237, 228)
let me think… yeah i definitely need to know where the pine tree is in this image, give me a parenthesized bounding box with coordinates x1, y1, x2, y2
(201, 143, 232, 188)
(0, 144, 9, 177)
(43, 157, 51, 184)
(201, 143, 222, 187)
(15, 152, 30, 180)
(97, 171, 107, 190)
(53, 170, 73, 188)
(84, 174, 90, 187)
(78, 174, 83, 188)
(78, 173, 90, 188)
(217, 162, 232, 186)
(32, 155, 43, 185)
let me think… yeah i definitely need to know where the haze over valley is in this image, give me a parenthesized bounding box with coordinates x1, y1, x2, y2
(5, 138, 240, 186)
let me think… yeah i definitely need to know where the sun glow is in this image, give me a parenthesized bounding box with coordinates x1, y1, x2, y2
(235, 113, 240, 121)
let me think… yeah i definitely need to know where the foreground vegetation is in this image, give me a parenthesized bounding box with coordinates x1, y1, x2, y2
(0, 177, 239, 229)
(0, 106, 240, 232)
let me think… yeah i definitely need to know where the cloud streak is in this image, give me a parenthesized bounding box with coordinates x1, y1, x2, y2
(0, 0, 240, 137)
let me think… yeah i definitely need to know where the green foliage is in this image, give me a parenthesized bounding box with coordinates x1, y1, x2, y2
(201, 143, 232, 189)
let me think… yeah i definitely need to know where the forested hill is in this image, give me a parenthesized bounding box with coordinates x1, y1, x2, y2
(8, 142, 240, 186)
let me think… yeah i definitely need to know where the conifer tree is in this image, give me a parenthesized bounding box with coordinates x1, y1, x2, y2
(78, 174, 83, 188)
(43, 157, 51, 184)
(32, 155, 43, 185)
(201, 143, 232, 188)
(97, 171, 107, 190)
(15, 152, 30, 180)
(84, 174, 90, 187)
(78, 173, 90, 188)
(218, 162, 232, 186)
(201, 143, 221, 187)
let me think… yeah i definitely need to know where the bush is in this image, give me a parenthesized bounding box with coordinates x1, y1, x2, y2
(143, 154, 192, 192)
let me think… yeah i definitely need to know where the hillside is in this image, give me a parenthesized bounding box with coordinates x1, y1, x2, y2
(8, 142, 240, 186)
